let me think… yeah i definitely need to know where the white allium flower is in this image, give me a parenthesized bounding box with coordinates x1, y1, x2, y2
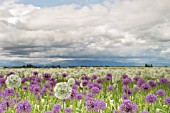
(6, 74, 21, 88)
(54, 82, 72, 100)
(68, 78, 75, 85)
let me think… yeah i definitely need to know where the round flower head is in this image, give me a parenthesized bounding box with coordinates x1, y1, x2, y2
(54, 82, 72, 100)
(16, 100, 32, 113)
(92, 75, 97, 80)
(5, 75, 21, 88)
(148, 80, 157, 88)
(137, 78, 146, 87)
(43, 73, 51, 80)
(61, 73, 68, 78)
(122, 94, 129, 100)
(156, 89, 166, 96)
(64, 107, 72, 113)
(122, 78, 131, 86)
(133, 76, 140, 82)
(145, 94, 157, 103)
(5, 88, 15, 96)
(90, 87, 100, 95)
(97, 78, 103, 83)
(122, 74, 128, 79)
(119, 100, 138, 112)
(0, 78, 6, 85)
(107, 86, 114, 92)
(68, 78, 75, 85)
(76, 94, 83, 100)
(164, 97, 170, 105)
(52, 104, 62, 113)
(159, 78, 168, 84)
(94, 100, 106, 111)
(141, 84, 150, 91)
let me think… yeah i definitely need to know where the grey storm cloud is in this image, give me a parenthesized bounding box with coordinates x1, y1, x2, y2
(0, 0, 170, 66)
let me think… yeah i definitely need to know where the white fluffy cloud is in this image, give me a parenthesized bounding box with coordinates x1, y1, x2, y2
(0, 0, 170, 66)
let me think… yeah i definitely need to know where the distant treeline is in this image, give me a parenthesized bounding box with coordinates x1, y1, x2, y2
(145, 64, 153, 67)
(2, 63, 168, 68)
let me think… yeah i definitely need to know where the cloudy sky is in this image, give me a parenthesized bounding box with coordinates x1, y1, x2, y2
(0, 0, 170, 67)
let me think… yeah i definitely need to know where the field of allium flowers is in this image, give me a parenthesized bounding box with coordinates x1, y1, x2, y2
(0, 67, 170, 113)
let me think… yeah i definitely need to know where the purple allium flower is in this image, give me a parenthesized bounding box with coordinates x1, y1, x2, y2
(81, 80, 88, 87)
(22, 86, 28, 90)
(0, 104, 4, 113)
(40, 88, 46, 95)
(119, 100, 138, 112)
(0, 78, 6, 85)
(76, 94, 83, 100)
(87, 82, 94, 90)
(43, 83, 51, 89)
(122, 78, 131, 86)
(92, 75, 97, 80)
(145, 94, 157, 103)
(43, 73, 51, 80)
(95, 83, 102, 90)
(90, 87, 100, 95)
(133, 76, 140, 82)
(148, 80, 157, 88)
(105, 76, 111, 81)
(33, 71, 38, 76)
(5, 88, 14, 96)
(106, 73, 112, 78)
(1, 98, 17, 110)
(64, 107, 72, 113)
(122, 74, 128, 79)
(61, 73, 68, 78)
(75, 80, 80, 86)
(156, 89, 166, 96)
(85, 98, 95, 110)
(21, 78, 29, 84)
(72, 85, 78, 90)
(97, 78, 103, 84)
(52, 104, 62, 113)
(30, 76, 36, 81)
(0, 74, 3, 78)
(86, 93, 94, 99)
(81, 76, 89, 81)
(94, 100, 106, 111)
(6, 72, 14, 77)
(122, 87, 133, 96)
(81, 76, 86, 80)
(164, 97, 170, 105)
(16, 92, 20, 98)
(35, 77, 42, 83)
(141, 83, 150, 91)
(33, 86, 41, 93)
(30, 81, 38, 86)
(160, 78, 168, 84)
(107, 86, 114, 92)
(85, 76, 90, 81)
(137, 78, 146, 87)
(140, 110, 149, 113)
(16, 100, 32, 113)
(0, 100, 6, 112)
(122, 94, 129, 100)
